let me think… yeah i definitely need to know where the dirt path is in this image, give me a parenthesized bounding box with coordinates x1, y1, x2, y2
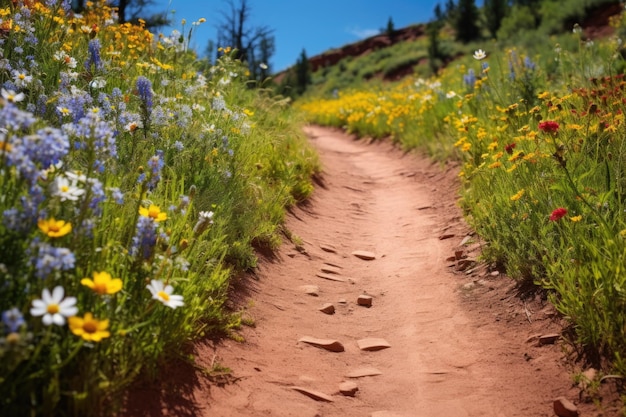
(123, 126, 618, 417)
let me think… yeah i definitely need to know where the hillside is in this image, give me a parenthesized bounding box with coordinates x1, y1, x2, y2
(275, 1, 624, 93)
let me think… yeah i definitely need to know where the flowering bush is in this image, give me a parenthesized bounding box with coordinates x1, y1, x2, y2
(0, 1, 319, 415)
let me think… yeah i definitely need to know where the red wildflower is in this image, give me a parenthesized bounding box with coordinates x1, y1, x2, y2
(505, 142, 516, 154)
(549, 207, 568, 221)
(538, 120, 560, 133)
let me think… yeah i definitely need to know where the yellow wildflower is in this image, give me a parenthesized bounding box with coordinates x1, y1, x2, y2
(570, 215, 582, 222)
(38, 218, 72, 238)
(506, 163, 518, 173)
(510, 189, 525, 201)
(69, 313, 110, 342)
(139, 205, 167, 222)
(81, 271, 123, 295)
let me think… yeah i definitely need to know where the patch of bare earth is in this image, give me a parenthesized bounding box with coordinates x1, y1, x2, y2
(121, 126, 623, 417)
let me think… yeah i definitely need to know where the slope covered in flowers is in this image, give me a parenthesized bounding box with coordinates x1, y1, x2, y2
(0, 1, 318, 415)
(298, 12, 626, 394)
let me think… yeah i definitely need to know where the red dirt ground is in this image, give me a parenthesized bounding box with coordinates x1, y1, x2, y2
(121, 126, 624, 417)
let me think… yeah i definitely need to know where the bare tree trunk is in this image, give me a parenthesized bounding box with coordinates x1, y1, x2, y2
(118, 0, 128, 23)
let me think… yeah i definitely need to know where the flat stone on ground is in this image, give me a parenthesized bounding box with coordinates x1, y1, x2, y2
(320, 264, 341, 274)
(320, 243, 337, 253)
(352, 250, 376, 260)
(299, 336, 345, 352)
(357, 294, 373, 307)
(299, 285, 320, 296)
(538, 334, 560, 345)
(319, 303, 335, 314)
(291, 386, 334, 402)
(357, 337, 391, 351)
(438, 233, 455, 240)
(346, 367, 383, 378)
(316, 272, 347, 282)
(371, 412, 409, 417)
(339, 381, 358, 396)
(553, 397, 579, 417)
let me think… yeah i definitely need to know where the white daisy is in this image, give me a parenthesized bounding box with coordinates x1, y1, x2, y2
(473, 49, 487, 60)
(12, 70, 32, 87)
(54, 175, 86, 202)
(147, 280, 184, 309)
(30, 286, 78, 326)
(1, 88, 25, 103)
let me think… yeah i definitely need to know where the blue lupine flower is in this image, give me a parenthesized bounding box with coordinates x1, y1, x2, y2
(524, 56, 536, 71)
(84, 39, 104, 72)
(7, 127, 69, 185)
(150, 106, 168, 126)
(136, 76, 153, 114)
(36, 94, 47, 116)
(509, 60, 516, 80)
(130, 216, 158, 259)
(118, 111, 140, 128)
(3, 208, 23, 232)
(0, 102, 37, 131)
(86, 177, 106, 215)
(147, 150, 164, 190)
(98, 92, 113, 116)
(27, 127, 70, 168)
(109, 187, 124, 204)
(30, 240, 76, 279)
(72, 112, 118, 163)
(463, 68, 476, 89)
(2, 307, 25, 333)
(56, 89, 93, 123)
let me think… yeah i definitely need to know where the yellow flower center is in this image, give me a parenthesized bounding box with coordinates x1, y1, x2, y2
(83, 320, 98, 334)
(61, 185, 69, 192)
(157, 291, 170, 301)
(148, 207, 160, 218)
(93, 282, 108, 295)
(47, 304, 59, 314)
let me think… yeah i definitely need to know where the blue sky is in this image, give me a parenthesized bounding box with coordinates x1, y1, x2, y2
(149, 0, 451, 72)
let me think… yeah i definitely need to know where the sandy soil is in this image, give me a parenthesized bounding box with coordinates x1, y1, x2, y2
(121, 125, 623, 417)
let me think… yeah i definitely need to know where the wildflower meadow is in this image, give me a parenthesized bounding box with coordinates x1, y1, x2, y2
(298, 8, 626, 397)
(0, 1, 318, 415)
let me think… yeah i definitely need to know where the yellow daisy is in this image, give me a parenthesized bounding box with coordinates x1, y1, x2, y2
(69, 313, 110, 342)
(38, 218, 72, 238)
(81, 271, 123, 295)
(139, 204, 167, 222)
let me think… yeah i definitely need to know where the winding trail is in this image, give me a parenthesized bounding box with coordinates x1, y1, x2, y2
(125, 125, 607, 417)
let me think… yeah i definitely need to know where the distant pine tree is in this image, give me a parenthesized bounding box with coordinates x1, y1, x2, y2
(295, 49, 311, 96)
(386, 17, 396, 41)
(454, 0, 480, 43)
(484, 0, 509, 39)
